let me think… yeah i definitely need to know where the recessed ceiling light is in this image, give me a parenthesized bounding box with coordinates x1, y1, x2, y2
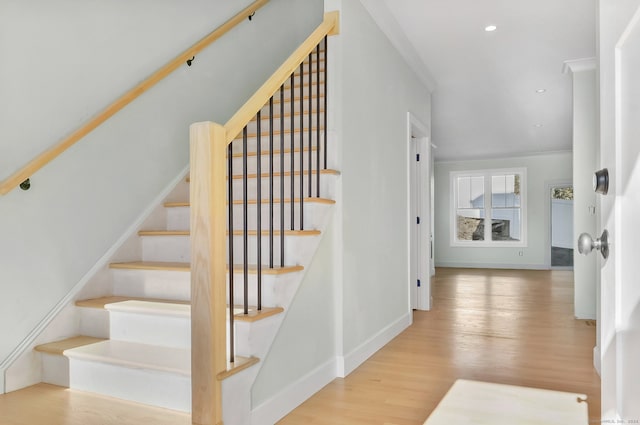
(534, 123, 543, 128)
(536, 89, 547, 93)
(485, 25, 497, 32)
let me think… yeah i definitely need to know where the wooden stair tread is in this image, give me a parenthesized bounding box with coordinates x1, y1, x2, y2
(250, 109, 324, 122)
(229, 146, 318, 158)
(218, 356, 260, 381)
(35, 336, 106, 355)
(64, 340, 190, 376)
(229, 169, 340, 179)
(185, 168, 339, 182)
(76, 296, 189, 309)
(76, 296, 283, 323)
(232, 306, 285, 322)
(137, 229, 321, 236)
(109, 261, 304, 275)
(234, 126, 324, 140)
(165, 197, 336, 208)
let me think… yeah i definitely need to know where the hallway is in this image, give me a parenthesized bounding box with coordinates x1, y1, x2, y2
(280, 268, 600, 424)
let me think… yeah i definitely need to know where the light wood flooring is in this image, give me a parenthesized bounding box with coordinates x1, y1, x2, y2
(279, 267, 600, 424)
(0, 268, 600, 424)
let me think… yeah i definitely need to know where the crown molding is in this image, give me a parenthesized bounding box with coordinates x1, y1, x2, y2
(562, 57, 596, 74)
(360, 0, 437, 92)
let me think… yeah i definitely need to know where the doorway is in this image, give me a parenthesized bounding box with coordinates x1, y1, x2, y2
(549, 184, 574, 268)
(408, 112, 432, 310)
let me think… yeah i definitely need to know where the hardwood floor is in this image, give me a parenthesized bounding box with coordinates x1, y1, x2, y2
(279, 268, 600, 424)
(0, 268, 600, 424)
(0, 383, 191, 425)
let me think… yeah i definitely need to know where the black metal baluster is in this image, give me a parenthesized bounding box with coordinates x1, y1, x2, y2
(290, 73, 295, 231)
(280, 85, 285, 267)
(307, 52, 312, 199)
(227, 143, 235, 363)
(299, 63, 304, 230)
(316, 43, 321, 198)
(256, 111, 262, 311)
(324, 35, 328, 170)
(269, 97, 274, 270)
(243, 127, 249, 317)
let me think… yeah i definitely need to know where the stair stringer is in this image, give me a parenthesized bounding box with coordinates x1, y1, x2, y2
(220, 198, 338, 425)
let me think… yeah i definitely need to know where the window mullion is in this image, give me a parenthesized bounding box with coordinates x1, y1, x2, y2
(485, 173, 491, 241)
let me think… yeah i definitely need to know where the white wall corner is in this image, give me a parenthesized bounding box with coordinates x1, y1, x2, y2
(359, 0, 437, 92)
(251, 358, 338, 425)
(336, 312, 411, 378)
(562, 57, 597, 74)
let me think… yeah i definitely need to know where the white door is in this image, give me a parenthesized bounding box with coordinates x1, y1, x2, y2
(599, 0, 640, 419)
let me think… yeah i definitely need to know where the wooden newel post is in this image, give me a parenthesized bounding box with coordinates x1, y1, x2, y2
(190, 122, 228, 425)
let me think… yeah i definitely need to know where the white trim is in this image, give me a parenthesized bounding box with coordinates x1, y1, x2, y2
(336, 312, 412, 377)
(250, 358, 338, 425)
(593, 345, 601, 376)
(562, 57, 597, 74)
(359, 0, 437, 92)
(435, 262, 549, 270)
(0, 165, 190, 393)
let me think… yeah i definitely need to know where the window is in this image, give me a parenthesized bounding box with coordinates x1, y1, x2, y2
(451, 168, 527, 247)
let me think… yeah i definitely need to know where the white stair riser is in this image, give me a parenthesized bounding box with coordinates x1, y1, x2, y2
(229, 149, 324, 176)
(141, 234, 318, 266)
(109, 268, 290, 308)
(41, 353, 70, 387)
(229, 173, 337, 201)
(234, 315, 284, 359)
(167, 202, 332, 231)
(229, 270, 300, 308)
(262, 82, 325, 103)
(79, 307, 110, 339)
(245, 112, 320, 133)
(109, 311, 190, 350)
(112, 269, 191, 301)
(230, 130, 322, 152)
(68, 359, 191, 412)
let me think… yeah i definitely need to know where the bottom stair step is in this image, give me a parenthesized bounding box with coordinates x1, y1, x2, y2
(63, 340, 260, 412)
(65, 340, 191, 412)
(34, 336, 106, 387)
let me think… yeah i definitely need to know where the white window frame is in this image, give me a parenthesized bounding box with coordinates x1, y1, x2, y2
(450, 168, 527, 247)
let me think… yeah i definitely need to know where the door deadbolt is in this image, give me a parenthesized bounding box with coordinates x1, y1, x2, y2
(593, 168, 609, 195)
(578, 230, 609, 259)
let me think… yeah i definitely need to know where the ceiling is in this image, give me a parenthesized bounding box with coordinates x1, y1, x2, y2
(361, 0, 597, 161)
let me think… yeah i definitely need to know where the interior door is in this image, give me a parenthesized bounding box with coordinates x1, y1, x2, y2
(599, 0, 640, 420)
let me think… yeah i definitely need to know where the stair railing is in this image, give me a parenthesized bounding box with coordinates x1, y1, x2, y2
(0, 0, 269, 196)
(189, 11, 338, 425)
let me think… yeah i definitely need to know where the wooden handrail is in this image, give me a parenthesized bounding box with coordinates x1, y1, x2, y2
(0, 0, 269, 196)
(224, 11, 339, 143)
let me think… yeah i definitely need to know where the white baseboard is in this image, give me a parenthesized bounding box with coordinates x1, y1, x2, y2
(593, 345, 601, 376)
(251, 358, 337, 425)
(0, 166, 189, 394)
(336, 312, 412, 378)
(435, 262, 549, 270)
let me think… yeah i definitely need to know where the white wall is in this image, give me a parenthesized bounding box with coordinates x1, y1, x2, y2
(571, 67, 598, 319)
(435, 152, 572, 269)
(250, 0, 431, 418)
(0, 0, 323, 389)
(337, 0, 431, 359)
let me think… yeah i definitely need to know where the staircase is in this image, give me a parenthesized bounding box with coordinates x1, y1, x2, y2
(28, 31, 338, 423)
